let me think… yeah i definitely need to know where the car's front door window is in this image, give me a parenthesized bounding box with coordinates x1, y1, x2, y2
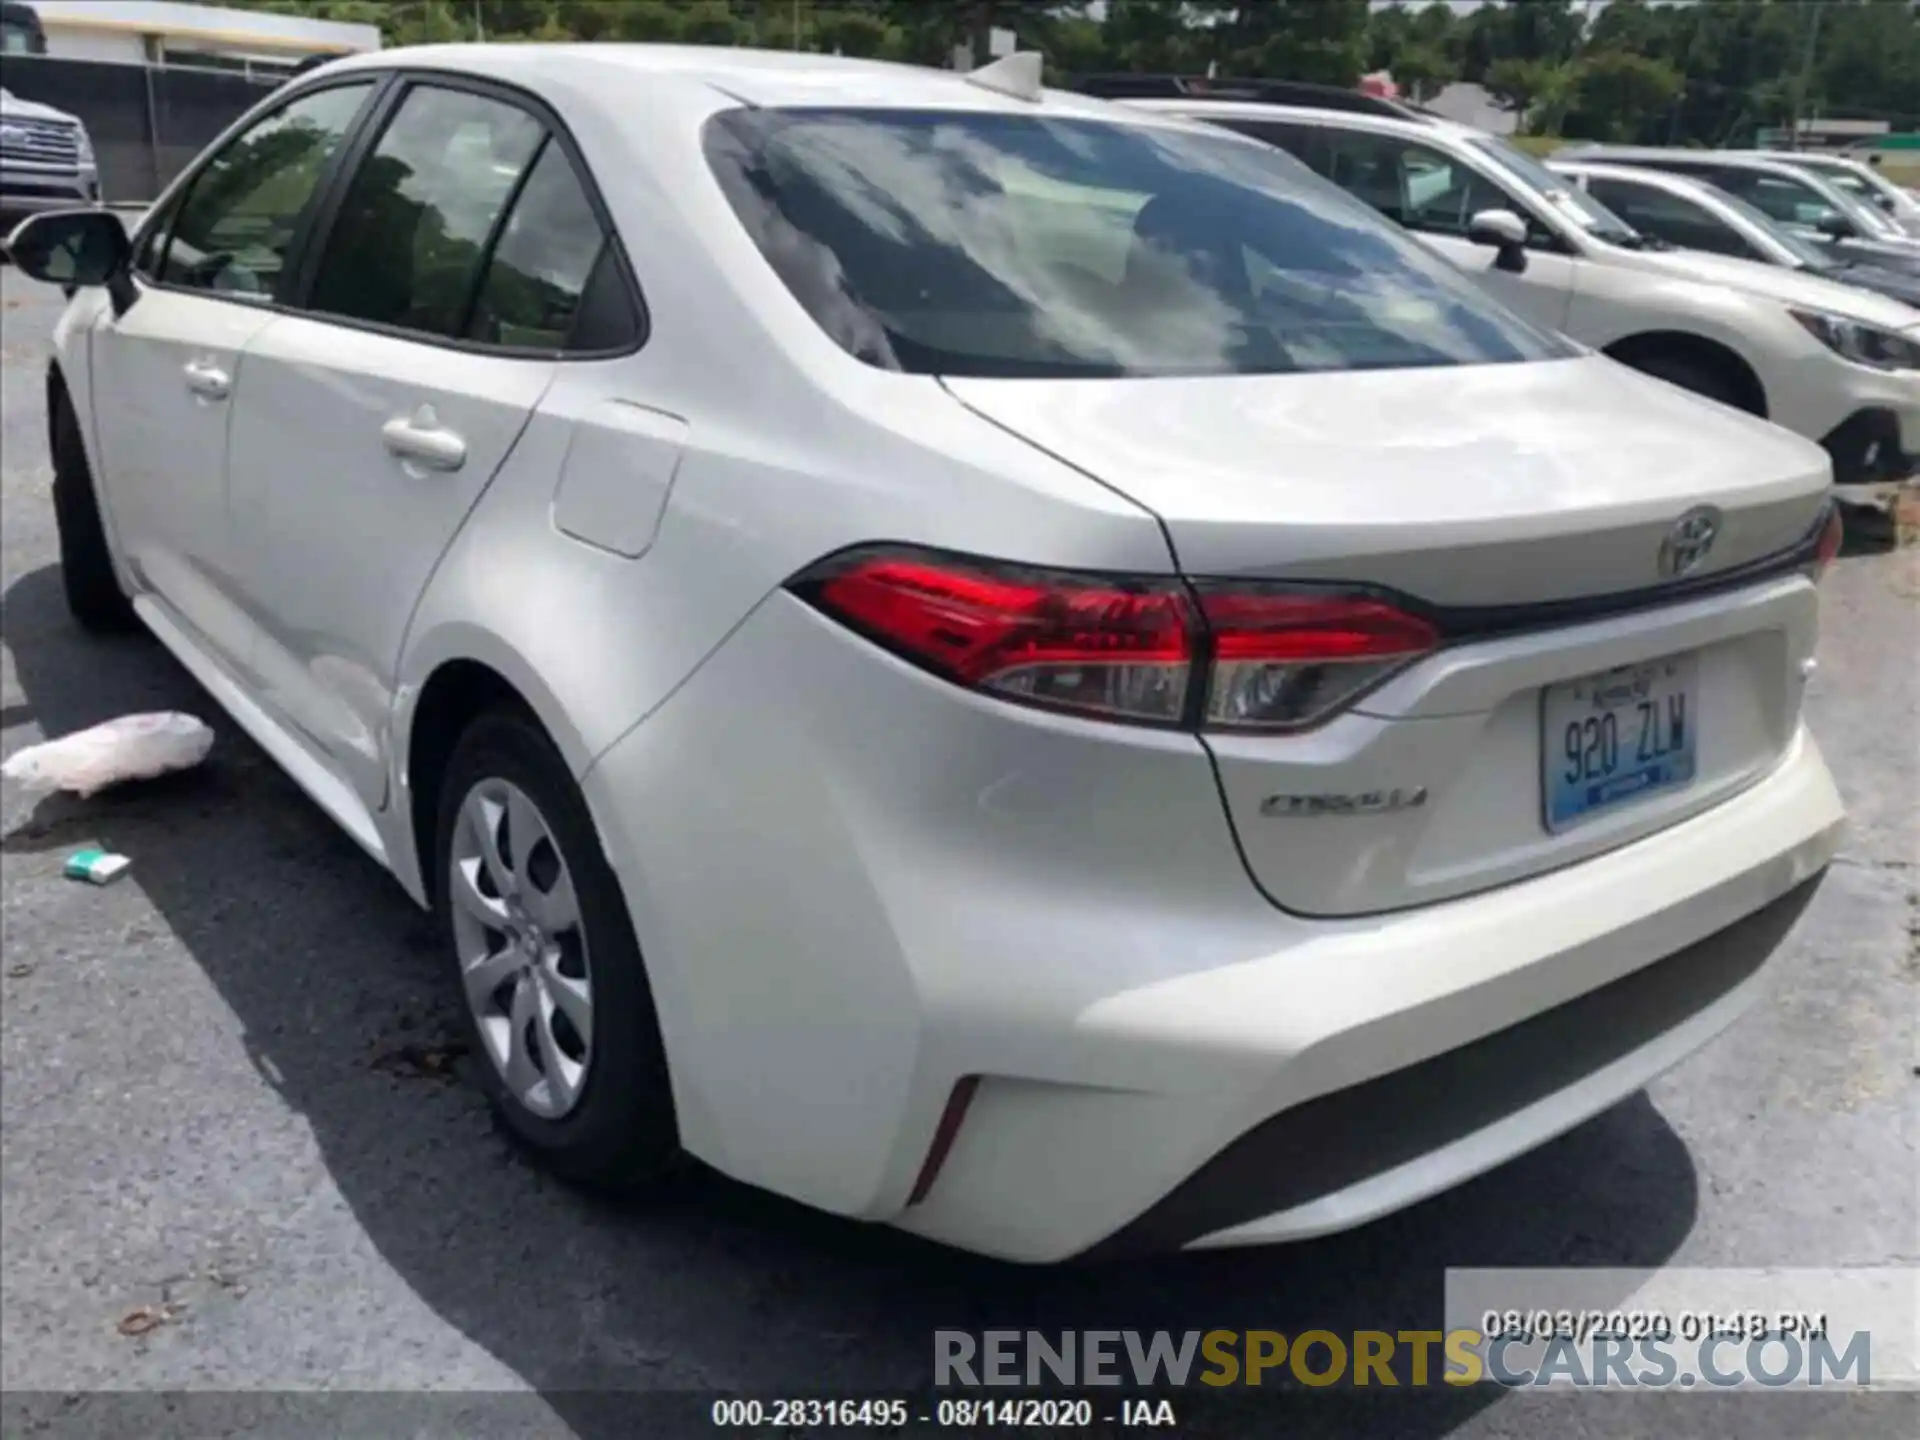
(1583, 178, 1763, 260)
(159, 82, 374, 300)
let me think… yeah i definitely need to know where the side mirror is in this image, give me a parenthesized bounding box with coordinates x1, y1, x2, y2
(5, 209, 137, 315)
(1467, 207, 1530, 273)
(1815, 211, 1856, 240)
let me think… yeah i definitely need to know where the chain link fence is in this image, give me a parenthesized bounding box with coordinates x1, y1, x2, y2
(1, 54, 282, 203)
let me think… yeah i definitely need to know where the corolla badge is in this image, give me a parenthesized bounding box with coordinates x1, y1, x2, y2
(1658, 505, 1722, 580)
(1260, 788, 1429, 818)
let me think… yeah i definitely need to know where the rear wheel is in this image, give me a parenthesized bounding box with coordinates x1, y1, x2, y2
(434, 707, 680, 1192)
(50, 390, 137, 633)
(1624, 350, 1752, 412)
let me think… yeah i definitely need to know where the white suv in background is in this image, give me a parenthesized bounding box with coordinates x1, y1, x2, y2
(1133, 100, 1920, 516)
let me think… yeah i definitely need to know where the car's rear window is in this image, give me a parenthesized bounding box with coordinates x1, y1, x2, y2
(703, 107, 1578, 379)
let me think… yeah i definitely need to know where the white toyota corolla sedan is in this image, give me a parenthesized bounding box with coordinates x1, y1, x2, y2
(7, 45, 1846, 1262)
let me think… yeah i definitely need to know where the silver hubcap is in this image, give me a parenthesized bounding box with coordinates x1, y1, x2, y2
(449, 778, 593, 1119)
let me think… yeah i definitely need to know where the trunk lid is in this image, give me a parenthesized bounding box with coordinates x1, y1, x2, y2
(943, 354, 1829, 604)
(945, 354, 1832, 916)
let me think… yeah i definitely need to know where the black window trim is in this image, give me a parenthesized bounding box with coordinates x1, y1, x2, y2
(129, 66, 648, 363)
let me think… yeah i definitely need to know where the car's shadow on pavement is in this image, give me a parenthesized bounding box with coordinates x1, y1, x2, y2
(1, 562, 1707, 1437)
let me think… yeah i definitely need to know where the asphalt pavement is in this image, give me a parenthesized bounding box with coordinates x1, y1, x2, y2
(1, 265, 1916, 1439)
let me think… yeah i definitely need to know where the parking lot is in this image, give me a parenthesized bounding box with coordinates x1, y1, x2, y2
(0, 258, 1916, 1437)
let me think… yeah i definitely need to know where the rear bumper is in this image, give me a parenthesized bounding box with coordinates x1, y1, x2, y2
(587, 590, 1844, 1263)
(1086, 874, 1819, 1257)
(894, 728, 1839, 1261)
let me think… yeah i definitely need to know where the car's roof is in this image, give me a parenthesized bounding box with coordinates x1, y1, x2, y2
(318, 42, 1163, 121)
(1550, 159, 1723, 193)
(1727, 150, 1863, 169)
(1561, 147, 1823, 176)
(1120, 95, 1481, 145)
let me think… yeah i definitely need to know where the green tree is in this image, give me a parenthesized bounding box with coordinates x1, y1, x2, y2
(1366, 1, 1415, 71)
(1367, 0, 1459, 97)
(1501, 0, 1583, 67)
(1569, 50, 1683, 142)
(1388, 44, 1456, 102)
(1814, 0, 1920, 128)
(1484, 55, 1580, 136)
(1193, 0, 1369, 86)
(1100, 0, 1198, 75)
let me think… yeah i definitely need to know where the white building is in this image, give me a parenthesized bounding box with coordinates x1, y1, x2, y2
(26, 0, 378, 77)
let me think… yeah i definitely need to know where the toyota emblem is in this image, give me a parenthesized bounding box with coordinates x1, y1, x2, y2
(1658, 505, 1721, 579)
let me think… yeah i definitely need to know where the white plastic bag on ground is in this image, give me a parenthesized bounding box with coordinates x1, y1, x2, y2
(1, 712, 215, 797)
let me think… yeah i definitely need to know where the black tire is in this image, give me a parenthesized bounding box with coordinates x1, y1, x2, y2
(1627, 350, 1752, 412)
(1838, 499, 1896, 548)
(434, 706, 681, 1193)
(50, 388, 138, 633)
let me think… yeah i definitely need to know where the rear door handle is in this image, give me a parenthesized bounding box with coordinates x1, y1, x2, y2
(182, 358, 230, 401)
(381, 407, 467, 473)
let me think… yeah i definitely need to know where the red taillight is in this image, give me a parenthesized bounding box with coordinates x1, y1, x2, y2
(790, 547, 1437, 732)
(1810, 502, 1844, 581)
(1196, 587, 1441, 731)
(794, 549, 1195, 724)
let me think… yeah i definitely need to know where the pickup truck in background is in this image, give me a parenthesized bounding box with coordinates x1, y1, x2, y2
(0, 83, 102, 228)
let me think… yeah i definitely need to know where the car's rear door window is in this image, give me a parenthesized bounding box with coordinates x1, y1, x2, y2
(306, 83, 544, 338)
(461, 137, 615, 350)
(159, 82, 374, 300)
(705, 108, 1574, 380)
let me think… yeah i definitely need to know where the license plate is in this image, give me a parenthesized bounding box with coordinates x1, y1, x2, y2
(1541, 654, 1698, 833)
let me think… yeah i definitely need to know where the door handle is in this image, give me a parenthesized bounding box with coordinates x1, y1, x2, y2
(381, 407, 467, 473)
(182, 358, 230, 400)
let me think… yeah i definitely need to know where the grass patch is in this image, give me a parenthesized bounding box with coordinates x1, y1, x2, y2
(1879, 158, 1919, 190)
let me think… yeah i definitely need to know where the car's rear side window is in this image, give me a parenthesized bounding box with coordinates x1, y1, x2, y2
(307, 83, 544, 338)
(704, 107, 1576, 380)
(462, 137, 609, 349)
